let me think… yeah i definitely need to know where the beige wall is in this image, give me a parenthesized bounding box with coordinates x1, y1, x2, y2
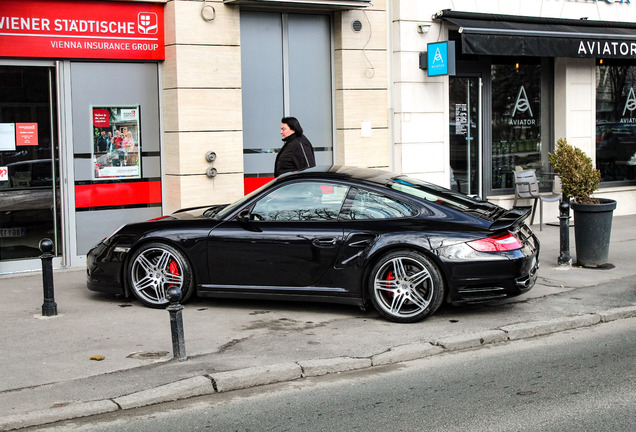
(554, 58, 597, 156)
(163, 0, 244, 213)
(334, 1, 390, 169)
(389, 1, 450, 187)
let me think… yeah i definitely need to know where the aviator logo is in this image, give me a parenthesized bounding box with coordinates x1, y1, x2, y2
(138, 12, 158, 34)
(623, 87, 636, 116)
(432, 47, 444, 66)
(512, 86, 533, 118)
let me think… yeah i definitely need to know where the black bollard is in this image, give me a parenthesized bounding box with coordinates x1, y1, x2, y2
(166, 287, 186, 361)
(39, 238, 57, 316)
(558, 199, 572, 267)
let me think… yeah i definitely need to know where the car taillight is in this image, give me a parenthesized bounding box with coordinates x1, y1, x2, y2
(467, 232, 523, 252)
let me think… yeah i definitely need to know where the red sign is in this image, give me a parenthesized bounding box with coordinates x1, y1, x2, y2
(93, 109, 110, 127)
(0, 0, 164, 60)
(15, 123, 38, 146)
(75, 181, 162, 208)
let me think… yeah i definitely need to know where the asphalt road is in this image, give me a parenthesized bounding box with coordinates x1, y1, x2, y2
(30, 317, 636, 432)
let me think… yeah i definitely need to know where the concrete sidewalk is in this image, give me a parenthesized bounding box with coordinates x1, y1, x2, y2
(1, 216, 636, 430)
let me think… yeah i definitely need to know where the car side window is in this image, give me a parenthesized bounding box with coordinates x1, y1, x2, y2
(342, 188, 418, 220)
(251, 182, 349, 221)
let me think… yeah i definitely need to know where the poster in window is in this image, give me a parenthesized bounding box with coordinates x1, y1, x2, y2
(0, 123, 16, 151)
(92, 106, 141, 180)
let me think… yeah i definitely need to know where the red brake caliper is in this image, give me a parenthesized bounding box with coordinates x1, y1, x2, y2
(386, 270, 394, 298)
(168, 260, 180, 287)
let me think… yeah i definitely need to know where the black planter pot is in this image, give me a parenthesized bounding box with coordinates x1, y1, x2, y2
(571, 198, 617, 268)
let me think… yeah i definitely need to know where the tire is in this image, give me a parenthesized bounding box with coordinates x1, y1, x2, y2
(368, 250, 444, 323)
(127, 242, 194, 308)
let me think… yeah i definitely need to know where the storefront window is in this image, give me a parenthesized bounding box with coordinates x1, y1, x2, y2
(491, 61, 547, 192)
(0, 66, 61, 261)
(596, 64, 636, 184)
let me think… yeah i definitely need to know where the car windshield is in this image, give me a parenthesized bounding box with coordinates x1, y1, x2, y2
(213, 180, 275, 220)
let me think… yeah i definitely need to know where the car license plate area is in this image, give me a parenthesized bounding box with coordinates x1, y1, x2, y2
(0, 227, 25, 238)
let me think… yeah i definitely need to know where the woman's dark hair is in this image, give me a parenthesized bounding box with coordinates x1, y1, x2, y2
(281, 116, 303, 136)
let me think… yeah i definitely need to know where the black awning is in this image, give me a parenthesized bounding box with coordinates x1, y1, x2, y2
(434, 10, 636, 59)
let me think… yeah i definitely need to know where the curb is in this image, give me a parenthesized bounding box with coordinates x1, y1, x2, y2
(434, 329, 508, 350)
(500, 314, 601, 340)
(299, 357, 372, 377)
(114, 376, 215, 410)
(0, 400, 118, 431)
(2, 307, 636, 431)
(211, 363, 302, 393)
(371, 342, 443, 366)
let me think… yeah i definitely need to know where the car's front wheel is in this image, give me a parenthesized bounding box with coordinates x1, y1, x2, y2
(369, 250, 444, 323)
(127, 242, 194, 308)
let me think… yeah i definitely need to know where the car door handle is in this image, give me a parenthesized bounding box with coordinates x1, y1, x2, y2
(312, 238, 338, 248)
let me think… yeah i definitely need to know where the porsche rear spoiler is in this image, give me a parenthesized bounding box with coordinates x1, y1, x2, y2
(489, 206, 532, 231)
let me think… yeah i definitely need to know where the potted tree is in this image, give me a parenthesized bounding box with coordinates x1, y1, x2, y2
(549, 138, 616, 268)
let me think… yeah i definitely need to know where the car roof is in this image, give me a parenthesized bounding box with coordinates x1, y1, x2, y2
(279, 165, 395, 188)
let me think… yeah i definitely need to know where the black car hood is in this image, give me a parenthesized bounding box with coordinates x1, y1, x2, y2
(171, 204, 229, 220)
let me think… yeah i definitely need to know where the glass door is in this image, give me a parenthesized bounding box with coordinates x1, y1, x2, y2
(0, 65, 61, 262)
(240, 11, 333, 193)
(449, 76, 482, 196)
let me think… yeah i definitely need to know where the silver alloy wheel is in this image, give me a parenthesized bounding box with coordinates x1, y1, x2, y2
(130, 245, 185, 306)
(372, 255, 435, 321)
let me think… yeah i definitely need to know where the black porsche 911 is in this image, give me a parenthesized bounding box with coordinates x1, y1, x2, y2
(87, 166, 539, 323)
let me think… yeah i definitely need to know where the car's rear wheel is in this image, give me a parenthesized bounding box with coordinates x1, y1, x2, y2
(369, 250, 444, 323)
(127, 242, 194, 308)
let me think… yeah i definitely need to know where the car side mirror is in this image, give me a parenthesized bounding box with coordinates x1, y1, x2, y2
(237, 208, 251, 222)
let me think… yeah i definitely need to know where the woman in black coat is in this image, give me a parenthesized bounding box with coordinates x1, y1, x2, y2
(274, 116, 316, 177)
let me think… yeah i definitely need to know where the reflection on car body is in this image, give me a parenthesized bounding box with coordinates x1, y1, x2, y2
(87, 166, 540, 323)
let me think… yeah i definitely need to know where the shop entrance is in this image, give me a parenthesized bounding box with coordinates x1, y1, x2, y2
(449, 76, 482, 196)
(240, 11, 334, 192)
(0, 65, 61, 266)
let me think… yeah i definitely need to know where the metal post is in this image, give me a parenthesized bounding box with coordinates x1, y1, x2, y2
(558, 199, 572, 267)
(39, 238, 57, 316)
(166, 287, 186, 361)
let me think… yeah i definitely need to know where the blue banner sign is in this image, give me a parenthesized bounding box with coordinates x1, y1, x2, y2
(427, 41, 456, 77)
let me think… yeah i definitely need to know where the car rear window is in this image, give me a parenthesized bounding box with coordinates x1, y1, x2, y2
(389, 177, 475, 212)
(341, 188, 418, 220)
